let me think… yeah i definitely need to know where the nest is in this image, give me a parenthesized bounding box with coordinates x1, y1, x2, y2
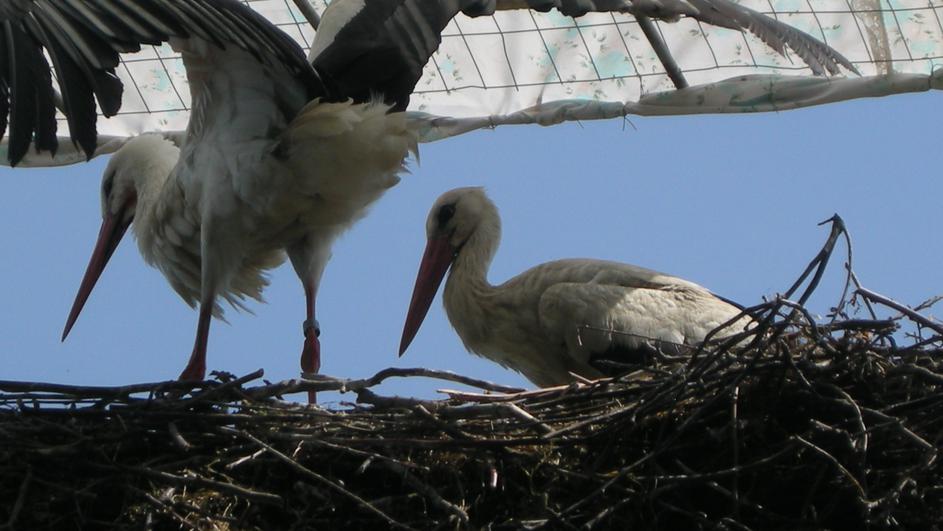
(1, 217, 941, 530)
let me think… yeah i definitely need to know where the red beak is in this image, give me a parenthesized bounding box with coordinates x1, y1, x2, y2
(399, 235, 456, 356)
(62, 204, 133, 341)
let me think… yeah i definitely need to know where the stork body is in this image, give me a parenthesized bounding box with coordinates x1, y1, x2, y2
(96, 97, 410, 383)
(0, 0, 845, 397)
(13, 0, 422, 398)
(400, 188, 751, 386)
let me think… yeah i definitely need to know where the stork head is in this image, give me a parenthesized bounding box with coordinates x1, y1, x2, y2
(399, 187, 500, 356)
(62, 135, 176, 341)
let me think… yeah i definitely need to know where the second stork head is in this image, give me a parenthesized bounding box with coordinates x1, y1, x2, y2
(399, 187, 500, 355)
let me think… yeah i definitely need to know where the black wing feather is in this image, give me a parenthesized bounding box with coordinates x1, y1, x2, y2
(0, 34, 7, 142)
(53, 1, 142, 47)
(313, 0, 476, 111)
(311, 0, 627, 111)
(160, 1, 226, 49)
(4, 21, 40, 165)
(0, 0, 324, 166)
(31, 11, 97, 157)
(17, 14, 55, 154)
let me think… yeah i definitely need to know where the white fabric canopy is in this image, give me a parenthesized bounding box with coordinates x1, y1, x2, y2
(4, 0, 940, 165)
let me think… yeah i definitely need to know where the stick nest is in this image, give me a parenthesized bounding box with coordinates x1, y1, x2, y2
(1, 217, 941, 530)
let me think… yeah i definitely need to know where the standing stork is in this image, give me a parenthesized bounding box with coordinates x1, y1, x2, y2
(0, 1, 846, 397)
(399, 188, 752, 386)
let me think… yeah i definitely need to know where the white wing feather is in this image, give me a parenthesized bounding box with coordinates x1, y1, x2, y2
(538, 280, 746, 368)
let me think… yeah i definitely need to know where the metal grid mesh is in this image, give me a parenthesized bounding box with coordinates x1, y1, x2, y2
(88, 0, 943, 136)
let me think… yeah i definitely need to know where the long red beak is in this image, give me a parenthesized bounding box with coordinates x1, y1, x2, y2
(62, 205, 133, 341)
(399, 235, 456, 356)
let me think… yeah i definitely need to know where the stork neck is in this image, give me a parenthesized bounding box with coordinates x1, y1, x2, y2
(442, 218, 503, 352)
(120, 136, 181, 248)
(138, 152, 177, 216)
(448, 217, 500, 291)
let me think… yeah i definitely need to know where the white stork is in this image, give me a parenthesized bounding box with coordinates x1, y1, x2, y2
(0, 0, 845, 397)
(399, 187, 752, 386)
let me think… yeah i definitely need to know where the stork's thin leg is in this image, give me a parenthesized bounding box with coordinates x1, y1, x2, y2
(179, 297, 213, 381)
(288, 234, 332, 405)
(301, 283, 321, 404)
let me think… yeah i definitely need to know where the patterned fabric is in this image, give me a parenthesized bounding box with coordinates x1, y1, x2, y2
(5, 0, 941, 165)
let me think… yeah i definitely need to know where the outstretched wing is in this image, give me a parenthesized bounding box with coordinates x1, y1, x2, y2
(0, 0, 324, 166)
(310, 0, 856, 112)
(310, 0, 653, 111)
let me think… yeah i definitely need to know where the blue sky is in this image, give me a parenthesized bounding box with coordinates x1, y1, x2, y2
(0, 90, 939, 404)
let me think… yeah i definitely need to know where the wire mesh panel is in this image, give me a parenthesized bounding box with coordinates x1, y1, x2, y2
(45, 0, 943, 144)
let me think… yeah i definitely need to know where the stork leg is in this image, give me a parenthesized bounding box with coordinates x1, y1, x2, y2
(180, 225, 228, 383)
(301, 284, 321, 403)
(288, 234, 333, 404)
(179, 298, 213, 381)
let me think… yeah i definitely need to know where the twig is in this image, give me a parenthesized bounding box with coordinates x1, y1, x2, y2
(175, 369, 264, 406)
(248, 367, 524, 400)
(1, 467, 31, 530)
(887, 364, 943, 386)
(412, 404, 475, 441)
(830, 214, 858, 320)
(378, 459, 470, 525)
(792, 435, 873, 505)
(849, 271, 880, 320)
(226, 449, 265, 470)
(857, 287, 943, 337)
(438, 383, 582, 403)
(301, 438, 427, 472)
(674, 460, 774, 523)
(912, 294, 943, 313)
(817, 383, 868, 453)
(783, 215, 846, 307)
(221, 427, 414, 531)
(126, 466, 282, 505)
(355, 388, 445, 410)
(350, 367, 525, 394)
(167, 422, 192, 451)
(139, 491, 198, 530)
(815, 319, 897, 333)
(730, 386, 741, 520)
(499, 403, 553, 434)
(0, 379, 207, 398)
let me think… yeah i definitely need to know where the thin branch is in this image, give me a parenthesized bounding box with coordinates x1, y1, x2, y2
(248, 367, 525, 400)
(784, 214, 846, 308)
(857, 287, 943, 337)
(378, 459, 469, 525)
(221, 427, 414, 531)
(0, 379, 208, 398)
(0, 467, 31, 530)
(793, 435, 872, 505)
(125, 466, 282, 505)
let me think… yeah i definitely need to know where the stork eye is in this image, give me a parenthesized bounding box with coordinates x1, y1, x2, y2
(437, 203, 456, 227)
